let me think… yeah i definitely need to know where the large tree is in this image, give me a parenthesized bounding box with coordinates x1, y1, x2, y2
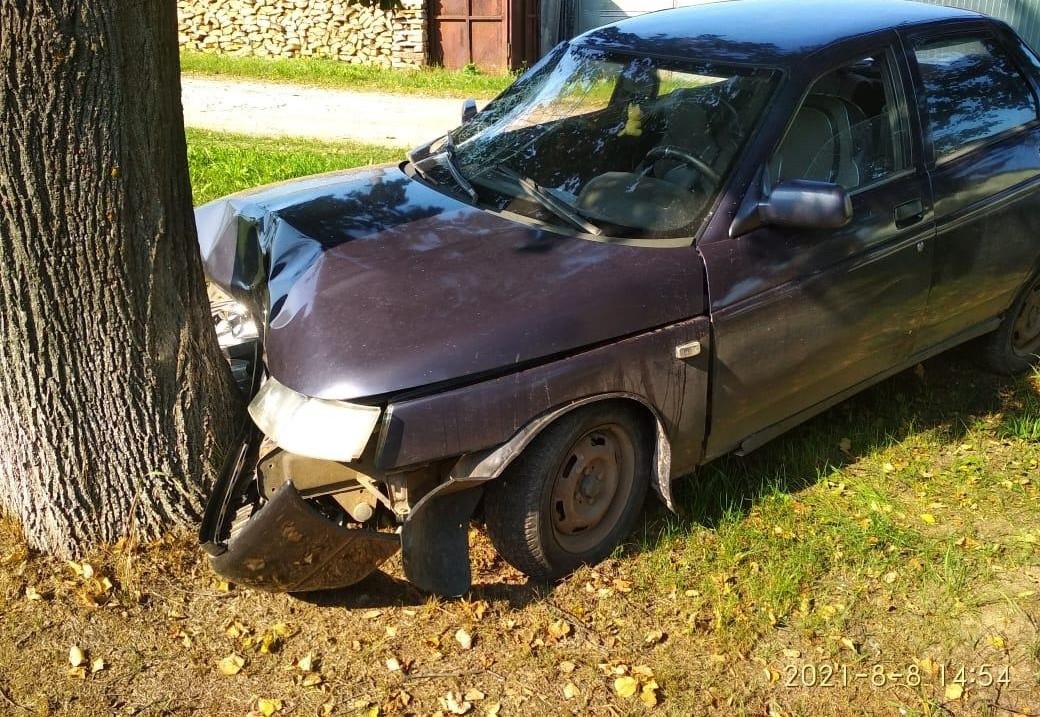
(0, 1, 241, 555)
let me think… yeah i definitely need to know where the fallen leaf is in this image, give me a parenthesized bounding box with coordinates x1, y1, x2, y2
(297, 653, 314, 672)
(563, 682, 578, 699)
(455, 628, 473, 650)
(463, 688, 485, 701)
(839, 637, 858, 653)
(90, 657, 105, 674)
(69, 646, 85, 667)
(256, 697, 282, 716)
(558, 660, 576, 673)
(640, 680, 659, 708)
(442, 691, 472, 715)
(547, 619, 571, 639)
(920, 513, 936, 525)
(386, 657, 402, 672)
(945, 683, 963, 700)
(782, 648, 800, 659)
(614, 676, 639, 698)
(217, 654, 245, 676)
(485, 702, 501, 717)
(987, 635, 1006, 650)
(883, 462, 895, 473)
(882, 571, 898, 584)
(25, 586, 42, 601)
(644, 629, 665, 645)
(362, 609, 383, 619)
(632, 665, 655, 679)
(301, 673, 323, 687)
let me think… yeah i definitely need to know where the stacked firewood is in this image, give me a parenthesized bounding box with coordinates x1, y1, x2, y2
(177, 0, 426, 68)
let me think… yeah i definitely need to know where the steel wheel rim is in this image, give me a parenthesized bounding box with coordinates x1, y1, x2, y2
(549, 423, 636, 554)
(1012, 283, 1040, 357)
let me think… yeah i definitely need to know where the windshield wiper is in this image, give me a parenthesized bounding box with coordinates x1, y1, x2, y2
(412, 134, 478, 204)
(495, 164, 603, 236)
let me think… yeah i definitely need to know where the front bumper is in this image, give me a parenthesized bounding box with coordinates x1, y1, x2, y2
(198, 430, 400, 592)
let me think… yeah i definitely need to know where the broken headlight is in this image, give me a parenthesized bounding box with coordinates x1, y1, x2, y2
(248, 377, 382, 463)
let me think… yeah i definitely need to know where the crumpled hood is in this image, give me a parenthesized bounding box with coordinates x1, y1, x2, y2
(197, 164, 704, 400)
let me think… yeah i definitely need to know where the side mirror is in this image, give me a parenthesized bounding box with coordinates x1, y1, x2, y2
(461, 98, 477, 123)
(730, 179, 852, 238)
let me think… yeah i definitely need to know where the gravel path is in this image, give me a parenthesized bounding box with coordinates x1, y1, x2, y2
(181, 76, 477, 147)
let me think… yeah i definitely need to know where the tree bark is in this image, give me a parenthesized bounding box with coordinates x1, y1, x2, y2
(0, 1, 241, 556)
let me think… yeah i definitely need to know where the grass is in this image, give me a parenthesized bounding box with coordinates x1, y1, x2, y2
(181, 50, 515, 99)
(1, 133, 1038, 714)
(186, 128, 405, 205)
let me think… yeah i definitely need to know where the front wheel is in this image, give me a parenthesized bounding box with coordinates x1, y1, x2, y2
(483, 403, 652, 581)
(980, 273, 1040, 375)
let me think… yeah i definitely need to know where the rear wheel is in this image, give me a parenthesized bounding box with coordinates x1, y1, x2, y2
(981, 274, 1040, 375)
(483, 403, 652, 581)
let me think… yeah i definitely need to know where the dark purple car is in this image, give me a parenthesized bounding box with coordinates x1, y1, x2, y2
(198, 0, 1040, 596)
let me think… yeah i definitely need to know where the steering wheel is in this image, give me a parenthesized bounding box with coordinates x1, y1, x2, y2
(640, 144, 721, 186)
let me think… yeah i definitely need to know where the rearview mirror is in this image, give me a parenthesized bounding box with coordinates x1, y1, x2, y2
(461, 98, 477, 123)
(730, 179, 852, 238)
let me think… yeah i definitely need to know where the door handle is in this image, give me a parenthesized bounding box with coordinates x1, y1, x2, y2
(894, 198, 924, 228)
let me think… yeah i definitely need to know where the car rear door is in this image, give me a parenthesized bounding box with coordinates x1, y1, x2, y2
(699, 41, 935, 457)
(904, 23, 1040, 350)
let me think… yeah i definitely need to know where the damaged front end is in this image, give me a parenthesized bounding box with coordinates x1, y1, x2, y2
(198, 371, 470, 593)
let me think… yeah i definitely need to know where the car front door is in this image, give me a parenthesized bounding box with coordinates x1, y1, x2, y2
(906, 25, 1040, 350)
(700, 44, 935, 457)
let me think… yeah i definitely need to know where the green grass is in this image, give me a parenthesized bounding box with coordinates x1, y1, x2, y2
(186, 128, 404, 205)
(181, 50, 514, 99)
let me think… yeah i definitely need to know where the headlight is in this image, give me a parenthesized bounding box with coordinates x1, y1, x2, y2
(248, 377, 382, 462)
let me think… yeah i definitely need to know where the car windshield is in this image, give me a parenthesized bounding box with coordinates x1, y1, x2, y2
(411, 43, 778, 242)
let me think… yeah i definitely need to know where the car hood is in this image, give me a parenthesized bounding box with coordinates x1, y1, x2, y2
(197, 164, 705, 400)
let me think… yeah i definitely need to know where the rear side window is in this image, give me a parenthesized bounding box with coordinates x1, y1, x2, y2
(913, 34, 1038, 159)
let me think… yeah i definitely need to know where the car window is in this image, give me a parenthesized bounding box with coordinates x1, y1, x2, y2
(432, 44, 778, 242)
(771, 53, 906, 191)
(913, 34, 1038, 159)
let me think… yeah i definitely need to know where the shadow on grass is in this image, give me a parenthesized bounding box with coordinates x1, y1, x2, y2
(636, 350, 1039, 544)
(296, 352, 1039, 608)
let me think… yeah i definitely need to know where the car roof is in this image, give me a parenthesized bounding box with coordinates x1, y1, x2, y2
(578, 0, 985, 67)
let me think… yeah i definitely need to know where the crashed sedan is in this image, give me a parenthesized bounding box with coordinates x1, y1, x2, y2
(198, 0, 1040, 596)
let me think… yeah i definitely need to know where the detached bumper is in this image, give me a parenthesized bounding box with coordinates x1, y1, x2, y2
(198, 432, 399, 592)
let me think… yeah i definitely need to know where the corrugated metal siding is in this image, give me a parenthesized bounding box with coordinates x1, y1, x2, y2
(913, 0, 1040, 52)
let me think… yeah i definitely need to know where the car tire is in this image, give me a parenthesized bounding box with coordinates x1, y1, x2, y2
(980, 273, 1040, 375)
(483, 402, 652, 582)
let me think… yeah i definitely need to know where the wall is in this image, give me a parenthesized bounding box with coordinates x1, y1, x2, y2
(177, 0, 426, 69)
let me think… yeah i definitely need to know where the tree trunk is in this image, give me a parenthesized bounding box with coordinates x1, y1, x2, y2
(0, 1, 241, 556)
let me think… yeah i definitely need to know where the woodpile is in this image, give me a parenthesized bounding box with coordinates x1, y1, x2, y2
(177, 0, 426, 69)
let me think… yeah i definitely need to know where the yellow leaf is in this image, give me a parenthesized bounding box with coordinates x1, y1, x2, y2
(614, 676, 639, 698)
(257, 697, 282, 716)
(69, 646, 85, 667)
(562, 682, 578, 699)
(386, 657, 402, 672)
(217, 654, 245, 676)
(558, 660, 576, 673)
(301, 673, 323, 687)
(485, 702, 502, 717)
(25, 586, 42, 601)
(640, 680, 659, 708)
(882, 571, 898, 584)
(547, 619, 571, 639)
(987, 635, 1006, 650)
(463, 688, 485, 701)
(945, 683, 963, 700)
(66, 666, 86, 680)
(920, 513, 936, 525)
(882, 462, 895, 473)
(90, 657, 105, 674)
(297, 653, 314, 672)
